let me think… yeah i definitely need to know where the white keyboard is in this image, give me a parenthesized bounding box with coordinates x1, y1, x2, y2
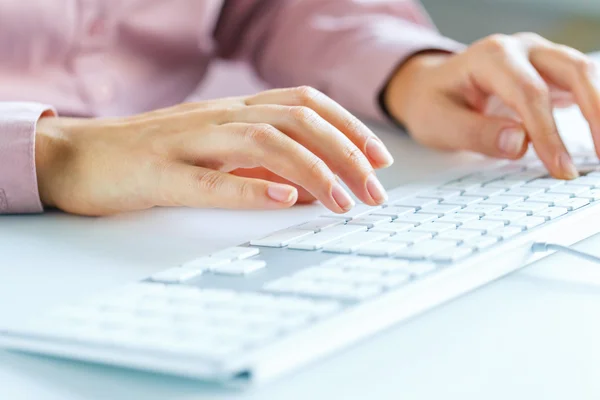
(3, 154, 600, 385)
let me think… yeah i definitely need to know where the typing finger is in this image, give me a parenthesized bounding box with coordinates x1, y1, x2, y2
(221, 104, 386, 206)
(230, 168, 316, 204)
(468, 35, 578, 179)
(245, 86, 395, 169)
(527, 39, 600, 158)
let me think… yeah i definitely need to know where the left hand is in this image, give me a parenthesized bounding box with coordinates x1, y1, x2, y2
(384, 33, 600, 180)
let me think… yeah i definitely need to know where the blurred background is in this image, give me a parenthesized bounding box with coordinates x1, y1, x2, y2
(194, 0, 600, 100)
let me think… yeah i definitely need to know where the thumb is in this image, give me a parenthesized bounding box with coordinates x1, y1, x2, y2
(443, 101, 529, 159)
(156, 164, 298, 209)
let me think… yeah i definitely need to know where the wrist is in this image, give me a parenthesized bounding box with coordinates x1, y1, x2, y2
(35, 116, 75, 208)
(383, 52, 451, 129)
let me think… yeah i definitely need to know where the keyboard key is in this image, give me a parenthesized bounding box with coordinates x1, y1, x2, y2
(576, 189, 600, 201)
(371, 206, 416, 218)
(395, 213, 438, 225)
(250, 229, 314, 248)
(347, 215, 392, 228)
(504, 202, 549, 215)
(209, 247, 259, 261)
(458, 204, 503, 216)
(393, 197, 439, 210)
(411, 222, 458, 234)
(567, 176, 600, 188)
(394, 240, 457, 260)
(527, 193, 572, 206)
(482, 195, 526, 206)
(399, 262, 438, 277)
(460, 220, 505, 233)
(386, 231, 433, 244)
(322, 204, 382, 221)
(361, 259, 411, 273)
(548, 186, 589, 196)
(488, 226, 524, 240)
(524, 178, 565, 189)
(436, 229, 482, 243)
(418, 204, 464, 216)
(211, 260, 267, 275)
(431, 247, 474, 262)
(150, 268, 204, 283)
(321, 255, 373, 268)
(442, 181, 482, 191)
(504, 187, 546, 198)
(462, 236, 499, 250)
(181, 257, 230, 270)
(416, 189, 462, 200)
(485, 179, 527, 189)
(535, 207, 569, 220)
(288, 225, 367, 250)
(463, 187, 507, 198)
(356, 241, 409, 257)
(441, 197, 485, 207)
(437, 213, 480, 225)
(554, 197, 589, 211)
(369, 221, 415, 234)
(294, 218, 343, 232)
(511, 216, 546, 230)
(322, 232, 390, 254)
(482, 211, 528, 224)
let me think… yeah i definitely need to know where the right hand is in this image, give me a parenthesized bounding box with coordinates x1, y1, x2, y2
(35, 86, 394, 216)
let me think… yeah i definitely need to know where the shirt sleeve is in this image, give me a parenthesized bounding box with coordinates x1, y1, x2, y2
(0, 102, 56, 214)
(213, 0, 464, 121)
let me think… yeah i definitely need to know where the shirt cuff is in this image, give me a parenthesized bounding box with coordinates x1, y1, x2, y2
(0, 102, 57, 214)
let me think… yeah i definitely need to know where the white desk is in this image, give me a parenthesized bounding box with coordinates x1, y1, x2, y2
(3, 85, 600, 400)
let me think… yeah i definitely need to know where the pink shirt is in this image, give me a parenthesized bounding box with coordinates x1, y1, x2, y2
(0, 0, 460, 213)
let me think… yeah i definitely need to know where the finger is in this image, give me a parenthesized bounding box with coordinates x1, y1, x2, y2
(469, 35, 578, 179)
(155, 164, 298, 209)
(245, 86, 395, 169)
(230, 167, 316, 203)
(423, 96, 529, 159)
(221, 104, 386, 206)
(174, 123, 355, 213)
(528, 43, 600, 157)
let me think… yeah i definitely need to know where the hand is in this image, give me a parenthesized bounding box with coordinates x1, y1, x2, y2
(384, 33, 600, 179)
(35, 87, 394, 216)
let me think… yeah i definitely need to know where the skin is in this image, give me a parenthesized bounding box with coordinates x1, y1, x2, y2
(36, 33, 600, 216)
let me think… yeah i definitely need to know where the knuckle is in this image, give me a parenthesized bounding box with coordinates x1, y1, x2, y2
(195, 170, 225, 193)
(520, 79, 549, 102)
(572, 56, 596, 76)
(342, 115, 365, 136)
(343, 145, 369, 170)
(289, 106, 320, 125)
(305, 155, 330, 180)
(236, 180, 255, 200)
(481, 34, 511, 54)
(293, 85, 322, 106)
(244, 123, 279, 146)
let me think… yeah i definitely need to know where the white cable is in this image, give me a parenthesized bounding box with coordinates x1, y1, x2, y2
(531, 242, 600, 264)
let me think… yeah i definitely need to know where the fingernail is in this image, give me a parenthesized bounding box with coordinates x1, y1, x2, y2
(267, 185, 297, 203)
(331, 183, 355, 211)
(559, 153, 580, 180)
(498, 128, 526, 156)
(366, 173, 388, 204)
(366, 137, 394, 167)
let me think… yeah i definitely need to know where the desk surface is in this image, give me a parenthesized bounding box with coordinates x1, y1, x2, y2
(3, 90, 600, 400)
